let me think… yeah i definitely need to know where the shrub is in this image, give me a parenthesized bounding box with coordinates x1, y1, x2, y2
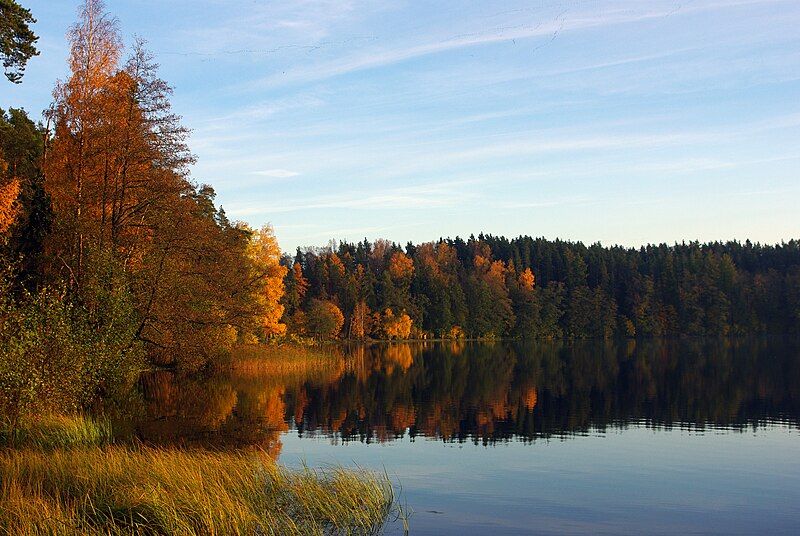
(0, 267, 144, 428)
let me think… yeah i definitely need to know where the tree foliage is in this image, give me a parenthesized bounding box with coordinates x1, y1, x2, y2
(0, 0, 38, 83)
(305, 299, 344, 340)
(0, 176, 18, 234)
(0, 0, 287, 413)
(286, 235, 800, 339)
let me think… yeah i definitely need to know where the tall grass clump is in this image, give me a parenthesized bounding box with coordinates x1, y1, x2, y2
(0, 446, 395, 535)
(230, 344, 346, 383)
(0, 414, 113, 449)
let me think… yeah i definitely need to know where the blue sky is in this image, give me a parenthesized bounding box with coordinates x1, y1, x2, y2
(2, 0, 799, 252)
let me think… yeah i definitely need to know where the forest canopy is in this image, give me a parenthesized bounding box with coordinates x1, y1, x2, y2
(284, 236, 800, 340)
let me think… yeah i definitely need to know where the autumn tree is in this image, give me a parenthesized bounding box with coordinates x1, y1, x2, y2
(247, 224, 288, 338)
(380, 250, 415, 314)
(380, 308, 413, 340)
(349, 300, 371, 339)
(511, 268, 538, 337)
(131, 187, 279, 368)
(0, 175, 18, 236)
(518, 268, 535, 291)
(306, 299, 344, 340)
(44, 0, 123, 288)
(414, 242, 466, 337)
(466, 252, 514, 337)
(41, 1, 284, 369)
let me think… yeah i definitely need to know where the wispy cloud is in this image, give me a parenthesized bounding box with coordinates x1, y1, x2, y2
(251, 169, 301, 178)
(226, 179, 480, 217)
(494, 197, 596, 210)
(172, 0, 370, 53)
(193, 95, 326, 127)
(232, 0, 793, 91)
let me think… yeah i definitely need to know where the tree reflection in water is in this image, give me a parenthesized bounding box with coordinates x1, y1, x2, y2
(139, 338, 800, 455)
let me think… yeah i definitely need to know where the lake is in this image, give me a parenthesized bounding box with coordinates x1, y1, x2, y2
(139, 339, 800, 535)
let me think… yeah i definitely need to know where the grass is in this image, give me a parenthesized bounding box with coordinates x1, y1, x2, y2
(0, 445, 395, 535)
(230, 344, 346, 384)
(0, 414, 114, 449)
(0, 352, 399, 535)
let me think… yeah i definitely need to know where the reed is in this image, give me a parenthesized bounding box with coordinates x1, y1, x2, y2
(0, 444, 394, 535)
(0, 414, 113, 449)
(230, 344, 346, 384)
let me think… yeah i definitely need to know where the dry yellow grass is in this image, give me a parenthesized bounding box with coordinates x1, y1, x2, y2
(0, 414, 113, 449)
(229, 344, 346, 385)
(0, 445, 394, 535)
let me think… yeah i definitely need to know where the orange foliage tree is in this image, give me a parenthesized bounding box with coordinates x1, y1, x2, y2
(349, 300, 371, 339)
(40, 1, 285, 368)
(518, 268, 535, 291)
(380, 308, 413, 340)
(388, 251, 414, 281)
(246, 225, 288, 338)
(0, 175, 19, 236)
(306, 299, 344, 340)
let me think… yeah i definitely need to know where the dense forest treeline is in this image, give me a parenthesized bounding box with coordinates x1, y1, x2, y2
(283, 236, 800, 340)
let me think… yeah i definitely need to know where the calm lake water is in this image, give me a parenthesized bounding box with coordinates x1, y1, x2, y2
(139, 339, 800, 535)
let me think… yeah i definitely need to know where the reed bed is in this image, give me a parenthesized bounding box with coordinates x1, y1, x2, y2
(230, 344, 346, 384)
(0, 414, 113, 449)
(0, 445, 394, 535)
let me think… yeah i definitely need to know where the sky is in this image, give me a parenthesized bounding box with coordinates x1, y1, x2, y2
(2, 0, 799, 252)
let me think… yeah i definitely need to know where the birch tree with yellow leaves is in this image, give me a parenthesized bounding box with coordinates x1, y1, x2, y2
(247, 225, 288, 338)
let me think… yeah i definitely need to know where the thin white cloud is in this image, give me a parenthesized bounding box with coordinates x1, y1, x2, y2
(226, 179, 480, 217)
(173, 0, 367, 53)
(494, 198, 596, 210)
(233, 0, 792, 92)
(251, 169, 301, 178)
(193, 95, 326, 127)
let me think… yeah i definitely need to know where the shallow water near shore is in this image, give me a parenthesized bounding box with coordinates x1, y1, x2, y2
(141, 338, 800, 535)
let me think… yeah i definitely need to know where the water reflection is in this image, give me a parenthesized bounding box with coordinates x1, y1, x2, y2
(139, 338, 800, 452)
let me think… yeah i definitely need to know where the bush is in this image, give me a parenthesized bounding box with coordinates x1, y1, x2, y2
(0, 267, 144, 428)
